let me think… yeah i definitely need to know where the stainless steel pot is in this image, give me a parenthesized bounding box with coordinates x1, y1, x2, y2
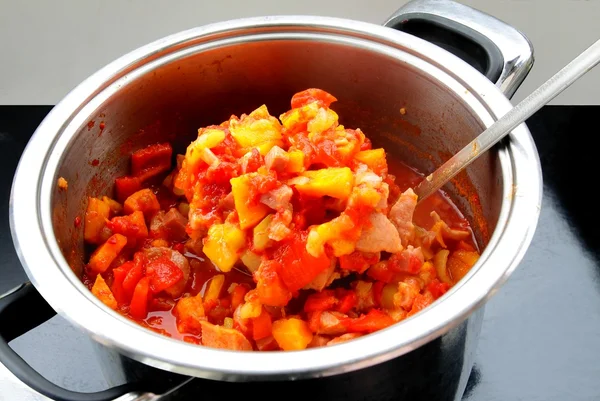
(2, 1, 542, 400)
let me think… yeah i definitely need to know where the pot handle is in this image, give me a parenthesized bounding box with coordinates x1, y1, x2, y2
(0, 282, 140, 401)
(383, 0, 534, 99)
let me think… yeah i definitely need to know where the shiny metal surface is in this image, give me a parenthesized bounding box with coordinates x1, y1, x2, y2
(9, 12, 541, 389)
(384, 0, 534, 98)
(415, 38, 600, 202)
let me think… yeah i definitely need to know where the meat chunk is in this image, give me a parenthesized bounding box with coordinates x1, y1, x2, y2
(200, 321, 253, 351)
(389, 188, 418, 245)
(264, 145, 289, 172)
(260, 185, 293, 210)
(162, 208, 188, 242)
(356, 212, 402, 254)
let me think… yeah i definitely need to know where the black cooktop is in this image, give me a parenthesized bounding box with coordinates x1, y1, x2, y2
(1, 106, 599, 400)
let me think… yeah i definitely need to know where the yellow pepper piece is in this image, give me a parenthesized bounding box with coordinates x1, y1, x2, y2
(253, 214, 274, 251)
(307, 107, 338, 135)
(203, 223, 246, 272)
(91, 274, 117, 310)
(204, 275, 225, 302)
(294, 167, 354, 199)
(230, 174, 270, 230)
(354, 148, 387, 172)
(287, 150, 305, 173)
(88, 234, 128, 273)
(230, 105, 283, 156)
(84, 197, 111, 244)
(279, 102, 319, 131)
(306, 214, 355, 257)
(240, 250, 262, 273)
(185, 128, 225, 169)
(272, 318, 313, 351)
(101, 196, 122, 216)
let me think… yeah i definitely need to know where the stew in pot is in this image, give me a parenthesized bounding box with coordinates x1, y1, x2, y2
(81, 89, 480, 351)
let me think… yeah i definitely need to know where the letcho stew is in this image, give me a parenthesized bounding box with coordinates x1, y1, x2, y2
(81, 89, 480, 351)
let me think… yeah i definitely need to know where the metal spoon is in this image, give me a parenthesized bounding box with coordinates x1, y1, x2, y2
(414, 38, 600, 202)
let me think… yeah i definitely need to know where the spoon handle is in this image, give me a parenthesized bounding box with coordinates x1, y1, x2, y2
(414, 38, 600, 202)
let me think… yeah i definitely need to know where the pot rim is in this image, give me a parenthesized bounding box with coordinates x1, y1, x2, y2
(9, 15, 542, 380)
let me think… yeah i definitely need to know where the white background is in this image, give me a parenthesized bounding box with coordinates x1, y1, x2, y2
(0, 0, 599, 105)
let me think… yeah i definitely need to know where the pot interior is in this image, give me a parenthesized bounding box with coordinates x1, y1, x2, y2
(50, 37, 503, 277)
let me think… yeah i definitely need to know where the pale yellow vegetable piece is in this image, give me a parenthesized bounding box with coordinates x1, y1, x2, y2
(203, 223, 246, 272)
(253, 214, 274, 251)
(230, 105, 283, 156)
(230, 173, 270, 230)
(294, 167, 354, 199)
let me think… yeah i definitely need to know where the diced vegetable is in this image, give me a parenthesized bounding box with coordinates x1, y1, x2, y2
(447, 250, 480, 283)
(204, 275, 225, 303)
(88, 234, 127, 273)
(106, 210, 148, 239)
(84, 197, 111, 244)
(380, 283, 398, 310)
(129, 277, 150, 319)
(230, 174, 270, 230)
(276, 233, 331, 292)
(185, 129, 225, 170)
(279, 102, 319, 132)
(91, 274, 117, 310)
(306, 214, 355, 258)
(230, 105, 283, 156)
(253, 214, 274, 251)
(272, 318, 313, 351)
(131, 143, 172, 181)
(290, 88, 338, 109)
(337, 290, 357, 314)
(304, 291, 338, 313)
(111, 261, 132, 305)
(203, 223, 246, 272)
(433, 249, 452, 284)
(102, 196, 123, 216)
(114, 176, 142, 203)
(122, 257, 144, 300)
(307, 107, 338, 134)
(354, 149, 387, 174)
(230, 284, 248, 311)
(347, 309, 394, 333)
(146, 256, 184, 294)
(294, 167, 354, 199)
(252, 307, 273, 341)
(339, 251, 380, 274)
(255, 260, 292, 307)
(123, 189, 160, 216)
(287, 150, 305, 173)
(240, 250, 261, 273)
(427, 279, 450, 299)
